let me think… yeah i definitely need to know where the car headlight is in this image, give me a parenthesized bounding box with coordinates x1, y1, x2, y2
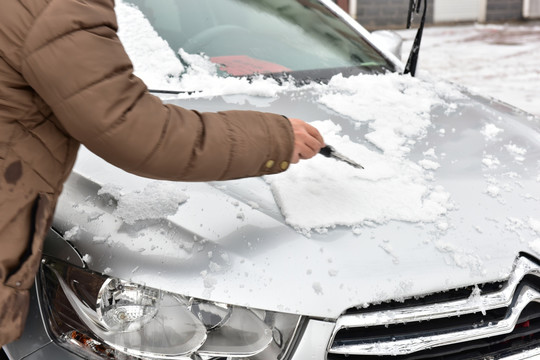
(38, 258, 304, 359)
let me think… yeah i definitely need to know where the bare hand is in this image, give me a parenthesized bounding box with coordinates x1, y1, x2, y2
(288, 118, 325, 163)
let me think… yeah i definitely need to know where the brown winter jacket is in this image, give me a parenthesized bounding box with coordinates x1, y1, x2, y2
(0, 0, 295, 345)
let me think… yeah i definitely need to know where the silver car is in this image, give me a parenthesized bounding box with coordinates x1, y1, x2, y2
(4, 0, 540, 359)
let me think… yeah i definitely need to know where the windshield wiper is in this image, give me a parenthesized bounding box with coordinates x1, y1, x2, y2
(149, 89, 201, 95)
(404, 0, 427, 77)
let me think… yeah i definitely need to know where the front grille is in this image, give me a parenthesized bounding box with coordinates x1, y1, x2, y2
(327, 255, 540, 360)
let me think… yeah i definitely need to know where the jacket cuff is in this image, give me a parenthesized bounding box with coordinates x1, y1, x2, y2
(257, 113, 295, 175)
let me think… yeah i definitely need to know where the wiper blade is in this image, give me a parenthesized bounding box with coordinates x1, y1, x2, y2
(149, 89, 201, 95)
(404, 0, 428, 77)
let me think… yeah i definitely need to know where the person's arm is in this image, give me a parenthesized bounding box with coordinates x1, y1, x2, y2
(21, 0, 321, 181)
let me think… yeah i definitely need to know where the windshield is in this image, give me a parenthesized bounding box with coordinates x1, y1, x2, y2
(122, 0, 395, 80)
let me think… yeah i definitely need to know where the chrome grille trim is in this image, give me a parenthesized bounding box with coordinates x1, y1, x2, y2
(329, 256, 540, 356)
(502, 346, 540, 359)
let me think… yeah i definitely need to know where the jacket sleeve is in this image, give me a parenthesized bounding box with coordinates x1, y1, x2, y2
(19, 0, 294, 181)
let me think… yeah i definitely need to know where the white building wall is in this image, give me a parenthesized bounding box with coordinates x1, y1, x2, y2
(434, 0, 486, 22)
(524, 0, 540, 18)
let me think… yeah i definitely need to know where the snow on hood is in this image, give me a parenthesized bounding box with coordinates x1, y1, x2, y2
(114, 0, 471, 232)
(266, 120, 452, 231)
(266, 73, 465, 231)
(98, 182, 189, 225)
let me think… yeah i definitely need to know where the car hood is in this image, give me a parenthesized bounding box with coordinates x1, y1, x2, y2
(51, 76, 540, 319)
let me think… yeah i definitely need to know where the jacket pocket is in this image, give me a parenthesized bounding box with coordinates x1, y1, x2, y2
(5, 193, 53, 291)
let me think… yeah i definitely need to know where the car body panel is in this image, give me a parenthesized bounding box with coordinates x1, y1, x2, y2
(50, 86, 540, 319)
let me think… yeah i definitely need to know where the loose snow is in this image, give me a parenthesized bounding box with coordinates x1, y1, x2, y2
(100, 181, 188, 224)
(266, 120, 452, 231)
(64, 226, 80, 240)
(315, 73, 464, 156)
(175, 50, 292, 98)
(482, 154, 500, 170)
(505, 143, 527, 162)
(481, 124, 504, 140)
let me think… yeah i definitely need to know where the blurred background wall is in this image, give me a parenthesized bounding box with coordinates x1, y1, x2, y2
(333, 0, 540, 30)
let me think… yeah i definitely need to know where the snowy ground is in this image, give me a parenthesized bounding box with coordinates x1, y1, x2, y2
(398, 22, 540, 117)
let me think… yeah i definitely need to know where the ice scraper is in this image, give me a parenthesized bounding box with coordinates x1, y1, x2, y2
(319, 145, 364, 169)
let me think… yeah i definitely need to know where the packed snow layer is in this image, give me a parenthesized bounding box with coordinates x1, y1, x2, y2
(314, 73, 464, 156)
(266, 120, 452, 230)
(265, 73, 464, 230)
(116, 0, 184, 90)
(98, 182, 188, 224)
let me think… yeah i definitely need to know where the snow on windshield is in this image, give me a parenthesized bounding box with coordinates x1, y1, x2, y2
(113, 0, 463, 232)
(116, 0, 294, 95)
(116, 0, 184, 90)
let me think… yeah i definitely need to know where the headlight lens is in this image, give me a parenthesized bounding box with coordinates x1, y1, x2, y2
(38, 258, 303, 360)
(97, 278, 162, 332)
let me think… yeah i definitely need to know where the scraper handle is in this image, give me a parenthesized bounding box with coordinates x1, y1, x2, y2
(319, 145, 334, 157)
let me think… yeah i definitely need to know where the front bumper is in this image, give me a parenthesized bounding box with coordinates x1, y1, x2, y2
(8, 256, 540, 360)
(7, 282, 540, 360)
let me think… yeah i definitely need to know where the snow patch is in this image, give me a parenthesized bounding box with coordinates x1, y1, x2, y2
(419, 159, 440, 170)
(267, 120, 452, 231)
(98, 183, 123, 199)
(116, 0, 184, 90)
(176, 50, 292, 98)
(530, 218, 540, 234)
(109, 182, 188, 224)
(64, 226, 80, 240)
(434, 241, 484, 274)
(486, 185, 501, 198)
(529, 239, 540, 255)
(481, 123, 503, 140)
(423, 148, 437, 159)
(505, 143, 527, 162)
(467, 285, 486, 316)
(316, 73, 464, 156)
(482, 154, 500, 170)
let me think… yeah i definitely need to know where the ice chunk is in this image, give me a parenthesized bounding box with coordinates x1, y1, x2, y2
(481, 124, 503, 140)
(113, 182, 188, 224)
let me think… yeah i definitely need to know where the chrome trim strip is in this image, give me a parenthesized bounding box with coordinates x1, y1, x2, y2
(500, 346, 540, 360)
(329, 256, 540, 356)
